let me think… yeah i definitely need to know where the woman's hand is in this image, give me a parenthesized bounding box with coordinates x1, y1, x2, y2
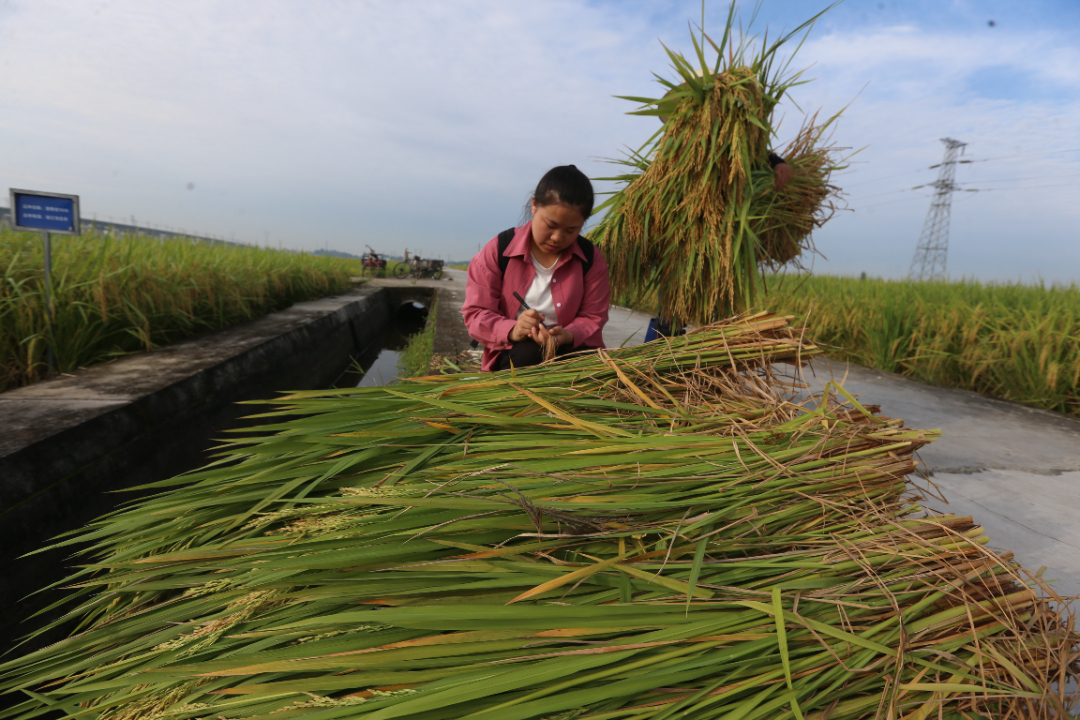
(509, 309, 545, 342)
(530, 324, 572, 346)
(545, 326, 575, 347)
(510, 312, 574, 347)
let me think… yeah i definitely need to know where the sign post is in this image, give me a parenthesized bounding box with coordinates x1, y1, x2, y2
(9, 189, 81, 378)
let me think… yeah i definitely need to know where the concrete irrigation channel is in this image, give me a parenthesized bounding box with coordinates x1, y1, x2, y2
(0, 273, 471, 655)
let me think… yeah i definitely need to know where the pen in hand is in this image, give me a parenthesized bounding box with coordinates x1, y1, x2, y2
(514, 292, 547, 343)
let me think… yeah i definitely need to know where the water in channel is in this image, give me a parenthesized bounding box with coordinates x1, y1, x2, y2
(335, 301, 428, 388)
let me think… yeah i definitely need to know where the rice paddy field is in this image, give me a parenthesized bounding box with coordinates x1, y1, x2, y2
(0, 228, 354, 392)
(761, 275, 1080, 418)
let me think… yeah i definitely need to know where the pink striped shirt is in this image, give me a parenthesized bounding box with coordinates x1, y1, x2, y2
(462, 223, 610, 371)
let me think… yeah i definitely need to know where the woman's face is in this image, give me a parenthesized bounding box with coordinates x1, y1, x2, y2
(530, 199, 585, 258)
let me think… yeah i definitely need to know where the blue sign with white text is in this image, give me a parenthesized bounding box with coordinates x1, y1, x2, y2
(13, 192, 77, 232)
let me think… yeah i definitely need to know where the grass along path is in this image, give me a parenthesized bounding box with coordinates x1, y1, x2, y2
(1, 229, 354, 392)
(396, 297, 438, 378)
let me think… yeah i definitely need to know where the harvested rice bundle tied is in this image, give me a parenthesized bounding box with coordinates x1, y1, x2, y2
(591, 8, 845, 326)
(1, 315, 1076, 719)
(750, 116, 843, 271)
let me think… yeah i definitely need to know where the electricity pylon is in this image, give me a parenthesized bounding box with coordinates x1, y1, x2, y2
(909, 137, 967, 281)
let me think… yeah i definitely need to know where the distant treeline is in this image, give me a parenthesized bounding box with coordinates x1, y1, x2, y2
(316, 248, 472, 265)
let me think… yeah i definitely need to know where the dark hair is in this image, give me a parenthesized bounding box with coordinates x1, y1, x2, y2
(533, 165, 594, 220)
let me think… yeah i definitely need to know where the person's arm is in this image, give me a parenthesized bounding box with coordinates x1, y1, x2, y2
(461, 239, 517, 347)
(561, 248, 611, 347)
(768, 152, 792, 191)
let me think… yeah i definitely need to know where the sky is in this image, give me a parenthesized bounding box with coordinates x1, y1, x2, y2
(1, 0, 1078, 281)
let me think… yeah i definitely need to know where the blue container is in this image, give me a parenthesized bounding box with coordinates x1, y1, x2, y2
(644, 318, 685, 342)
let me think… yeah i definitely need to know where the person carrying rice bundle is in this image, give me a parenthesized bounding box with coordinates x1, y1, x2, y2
(463, 165, 611, 371)
(591, 7, 843, 331)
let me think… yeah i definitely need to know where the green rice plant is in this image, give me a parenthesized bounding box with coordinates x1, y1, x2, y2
(335, 258, 409, 278)
(0, 228, 354, 391)
(590, 4, 845, 327)
(764, 274, 1080, 416)
(335, 256, 372, 276)
(1, 314, 1075, 719)
(396, 298, 439, 378)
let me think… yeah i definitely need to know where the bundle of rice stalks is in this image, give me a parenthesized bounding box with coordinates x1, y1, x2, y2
(590, 6, 845, 326)
(1, 315, 1076, 719)
(753, 116, 843, 272)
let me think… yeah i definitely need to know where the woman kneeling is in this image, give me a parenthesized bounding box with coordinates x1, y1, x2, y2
(463, 165, 610, 371)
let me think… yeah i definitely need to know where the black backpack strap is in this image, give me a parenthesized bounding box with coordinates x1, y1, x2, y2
(471, 229, 519, 351)
(496, 228, 516, 277)
(576, 235, 595, 276)
(475, 230, 596, 351)
(496, 228, 595, 278)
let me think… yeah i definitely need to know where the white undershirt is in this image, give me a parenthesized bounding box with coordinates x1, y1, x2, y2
(522, 254, 559, 328)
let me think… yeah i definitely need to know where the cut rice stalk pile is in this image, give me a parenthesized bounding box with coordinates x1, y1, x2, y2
(1, 314, 1076, 719)
(590, 12, 845, 326)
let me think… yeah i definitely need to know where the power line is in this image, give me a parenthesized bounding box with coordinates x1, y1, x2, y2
(957, 172, 1080, 185)
(846, 143, 1080, 216)
(964, 147, 1080, 164)
(849, 187, 918, 201)
(858, 181, 1080, 209)
(860, 172, 1080, 202)
(842, 147, 1080, 188)
(839, 166, 933, 185)
(958, 182, 1080, 192)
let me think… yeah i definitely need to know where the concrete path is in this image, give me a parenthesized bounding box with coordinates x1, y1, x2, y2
(437, 280, 1080, 598)
(604, 304, 653, 349)
(804, 359, 1080, 598)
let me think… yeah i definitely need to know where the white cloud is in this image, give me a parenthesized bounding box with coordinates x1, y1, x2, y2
(770, 22, 1080, 281)
(1, 1, 683, 253)
(0, 1, 1077, 279)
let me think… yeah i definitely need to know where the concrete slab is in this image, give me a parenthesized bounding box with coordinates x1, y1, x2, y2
(605, 305, 652, 349)
(806, 359, 1080, 476)
(923, 469, 1080, 595)
(0, 287, 380, 456)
